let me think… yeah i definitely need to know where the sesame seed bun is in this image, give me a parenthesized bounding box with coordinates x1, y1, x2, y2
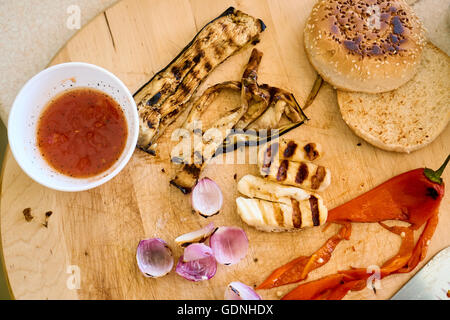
(304, 0, 426, 93)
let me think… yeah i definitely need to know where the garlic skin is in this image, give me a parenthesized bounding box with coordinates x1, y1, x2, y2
(176, 243, 217, 282)
(225, 282, 262, 300)
(210, 226, 249, 265)
(192, 178, 223, 217)
(136, 238, 174, 278)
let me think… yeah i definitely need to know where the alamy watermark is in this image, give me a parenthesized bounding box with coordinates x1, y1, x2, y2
(366, 265, 382, 291)
(66, 265, 81, 290)
(66, 5, 81, 30)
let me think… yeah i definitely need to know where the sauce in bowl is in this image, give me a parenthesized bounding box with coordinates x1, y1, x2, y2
(37, 88, 128, 178)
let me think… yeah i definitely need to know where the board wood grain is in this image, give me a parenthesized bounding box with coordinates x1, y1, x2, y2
(1, 0, 449, 300)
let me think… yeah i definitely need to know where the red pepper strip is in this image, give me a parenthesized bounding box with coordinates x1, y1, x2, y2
(257, 223, 351, 289)
(301, 223, 352, 280)
(398, 213, 439, 273)
(326, 280, 365, 300)
(282, 223, 415, 300)
(281, 274, 350, 300)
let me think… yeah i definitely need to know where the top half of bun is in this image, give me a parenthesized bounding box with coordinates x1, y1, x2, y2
(304, 0, 426, 93)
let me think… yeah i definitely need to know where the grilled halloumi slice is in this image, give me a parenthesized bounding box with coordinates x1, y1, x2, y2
(260, 157, 331, 192)
(236, 175, 327, 232)
(258, 139, 323, 170)
(237, 174, 310, 204)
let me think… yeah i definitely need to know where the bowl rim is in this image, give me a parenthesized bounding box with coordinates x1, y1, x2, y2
(7, 62, 139, 192)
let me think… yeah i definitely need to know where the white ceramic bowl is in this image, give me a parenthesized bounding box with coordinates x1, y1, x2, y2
(8, 62, 139, 192)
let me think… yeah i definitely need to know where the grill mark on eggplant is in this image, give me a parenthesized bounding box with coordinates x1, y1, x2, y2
(134, 7, 265, 153)
(146, 120, 155, 129)
(276, 160, 289, 181)
(182, 59, 192, 70)
(192, 51, 204, 64)
(303, 143, 319, 161)
(146, 92, 162, 106)
(311, 166, 326, 190)
(214, 45, 225, 57)
(291, 198, 302, 228)
(171, 66, 182, 80)
(204, 61, 212, 72)
(309, 196, 320, 226)
(295, 163, 309, 184)
(283, 141, 297, 158)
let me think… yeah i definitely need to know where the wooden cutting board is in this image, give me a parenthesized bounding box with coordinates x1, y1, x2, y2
(1, 0, 449, 300)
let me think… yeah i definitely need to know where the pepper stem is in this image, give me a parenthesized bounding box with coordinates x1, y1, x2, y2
(424, 154, 450, 185)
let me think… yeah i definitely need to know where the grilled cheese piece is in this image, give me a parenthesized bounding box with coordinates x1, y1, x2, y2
(236, 175, 327, 232)
(237, 174, 310, 204)
(259, 149, 331, 192)
(258, 139, 323, 169)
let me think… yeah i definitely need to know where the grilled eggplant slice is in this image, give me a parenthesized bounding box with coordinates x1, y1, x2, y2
(170, 48, 270, 193)
(236, 175, 327, 232)
(247, 85, 305, 130)
(170, 81, 245, 193)
(234, 49, 270, 129)
(134, 7, 265, 154)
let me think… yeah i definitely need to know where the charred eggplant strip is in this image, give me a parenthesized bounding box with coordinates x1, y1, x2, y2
(235, 49, 270, 129)
(170, 82, 245, 193)
(303, 75, 323, 110)
(247, 85, 305, 130)
(216, 87, 308, 156)
(134, 7, 265, 154)
(216, 119, 307, 157)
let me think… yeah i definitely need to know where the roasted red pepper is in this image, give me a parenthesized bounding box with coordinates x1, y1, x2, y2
(258, 155, 448, 300)
(257, 223, 351, 289)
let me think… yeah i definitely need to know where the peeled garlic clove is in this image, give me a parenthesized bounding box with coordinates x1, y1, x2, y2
(136, 238, 173, 278)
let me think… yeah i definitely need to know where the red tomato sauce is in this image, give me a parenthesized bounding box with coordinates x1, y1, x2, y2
(37, 88, 128, 178)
